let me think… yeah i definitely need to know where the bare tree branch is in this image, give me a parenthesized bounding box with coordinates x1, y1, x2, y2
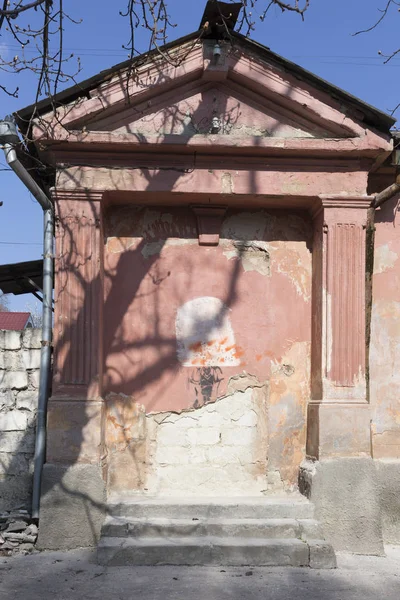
(353, 1, 400, 69)
(0, 0, 313, 141)
(353, 0, 400, 36)
(0, 82, 18, 96)
(0, 0, 47, 19)
(0, 0, 81, 101)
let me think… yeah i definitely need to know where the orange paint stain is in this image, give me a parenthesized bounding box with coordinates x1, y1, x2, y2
(233, 346, 245, 359)
(189, 341, 203, 352)
(256, 354, 263, 361)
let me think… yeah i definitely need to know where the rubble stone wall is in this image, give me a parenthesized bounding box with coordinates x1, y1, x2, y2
(0, 329, 42, 512)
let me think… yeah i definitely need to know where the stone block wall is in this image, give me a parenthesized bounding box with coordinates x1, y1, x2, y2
(105, 374, 272, 496)
(0, 329, 42, 512)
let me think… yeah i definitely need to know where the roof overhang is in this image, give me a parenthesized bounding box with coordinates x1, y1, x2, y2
(14, 31, 395, 137)
(0, 259, 50, 296)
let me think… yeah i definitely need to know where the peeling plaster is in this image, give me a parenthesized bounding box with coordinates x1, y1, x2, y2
(374, 244, 398, 274)
(107, 237, 138, 254)
(223, 242, 271, 276)
(370, 298, 400, 457)
(269, 242, 311, 301)
(104, 374, 274, 496)
(148, 374, 269, 495)
(221, 172, 234, 194)
(226, 372, 269, 395)
(141, 209, 173, 233)
(221, 212, 268, 241)
(268, 341, 309, 486)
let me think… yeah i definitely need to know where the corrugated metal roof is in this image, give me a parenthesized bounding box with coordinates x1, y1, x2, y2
(0, 312, 31, 330)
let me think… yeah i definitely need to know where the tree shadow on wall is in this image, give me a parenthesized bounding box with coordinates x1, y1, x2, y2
(0, 41, 316, 551)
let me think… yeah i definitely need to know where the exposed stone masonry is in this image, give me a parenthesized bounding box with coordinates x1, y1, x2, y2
(0, 509, 38, 556)
(106, 374, 272, 496)
(0, 329, 42, 513)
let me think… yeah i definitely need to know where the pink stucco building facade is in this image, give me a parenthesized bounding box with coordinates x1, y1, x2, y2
(15, 17, 400, 562)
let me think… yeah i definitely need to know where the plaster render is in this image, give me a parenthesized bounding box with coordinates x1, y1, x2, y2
(94, 85, 319, 139)
(24, 31, 400, 558)
(55, 165, 370, 200)
(300, 459, 384, 555)
(34, 37, 391, 151)
(103, 207, 311, 421)
(370, 197, 400, 460)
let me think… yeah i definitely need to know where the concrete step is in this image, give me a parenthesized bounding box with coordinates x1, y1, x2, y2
(97, 536, 312, 567)
(101, 516, 307, 539)
(107, 495, 314, 520)
(99, 496, 335, 568)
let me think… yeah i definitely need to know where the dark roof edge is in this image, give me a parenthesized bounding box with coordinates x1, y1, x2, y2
(15, 31, 200, 127)
(15, 29, 395, 135)
(232, 32, 395, 134)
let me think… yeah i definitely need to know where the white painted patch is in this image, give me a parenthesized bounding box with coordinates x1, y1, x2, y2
(374, 244, 398, 274)
(176, 297, 240, 366)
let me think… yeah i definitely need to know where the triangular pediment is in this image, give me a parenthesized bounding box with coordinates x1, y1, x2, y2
(87, 82, 333, 139)
(27, 34, 392, 151)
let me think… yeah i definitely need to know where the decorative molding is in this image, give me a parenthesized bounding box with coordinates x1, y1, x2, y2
(191, 205, 227, 246)
(310, 195, 373, 218)
(308, 400, 369, 406)
(327, 222, 366, 387)
(51, 188, 104, 203)
(319, 194, 373, 208)
(53, 208, 101, 390)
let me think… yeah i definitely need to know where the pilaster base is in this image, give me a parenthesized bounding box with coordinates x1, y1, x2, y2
(37, 463, 106, 550)
(307, 403, 372, 459)
(376, 459, 400, 544)
(299, 458, 384, 555)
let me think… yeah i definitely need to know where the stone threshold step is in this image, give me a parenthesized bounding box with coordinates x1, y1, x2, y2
(97, 536, 336, 568)
(108, 495, 314, 519)
(102, 516, 323, 540)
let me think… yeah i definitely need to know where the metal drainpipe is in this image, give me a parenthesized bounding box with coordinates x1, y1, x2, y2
(0, 120, 53, 520)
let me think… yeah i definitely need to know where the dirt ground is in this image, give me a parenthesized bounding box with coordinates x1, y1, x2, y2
(1, 545, 399, 600)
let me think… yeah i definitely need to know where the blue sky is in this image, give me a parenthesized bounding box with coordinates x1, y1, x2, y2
(1, 0, 399, 310)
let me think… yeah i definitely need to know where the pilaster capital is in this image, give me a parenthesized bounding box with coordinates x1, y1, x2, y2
(51, 188, 104, 221)
(310, 195, 373, 221)
(50, 188, 104, 203)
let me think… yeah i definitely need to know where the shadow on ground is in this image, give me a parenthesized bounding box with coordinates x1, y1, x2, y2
(1, 546, 400, 600)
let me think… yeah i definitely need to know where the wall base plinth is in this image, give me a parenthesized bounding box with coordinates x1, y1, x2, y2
(376, 459, 400, 544)
(37, 463, 106, 550)
(299, 458, 384, 555)
(307, 403, 372, 459)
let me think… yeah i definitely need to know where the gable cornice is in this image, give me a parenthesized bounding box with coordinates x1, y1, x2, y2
(15, 32, 395, 137)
